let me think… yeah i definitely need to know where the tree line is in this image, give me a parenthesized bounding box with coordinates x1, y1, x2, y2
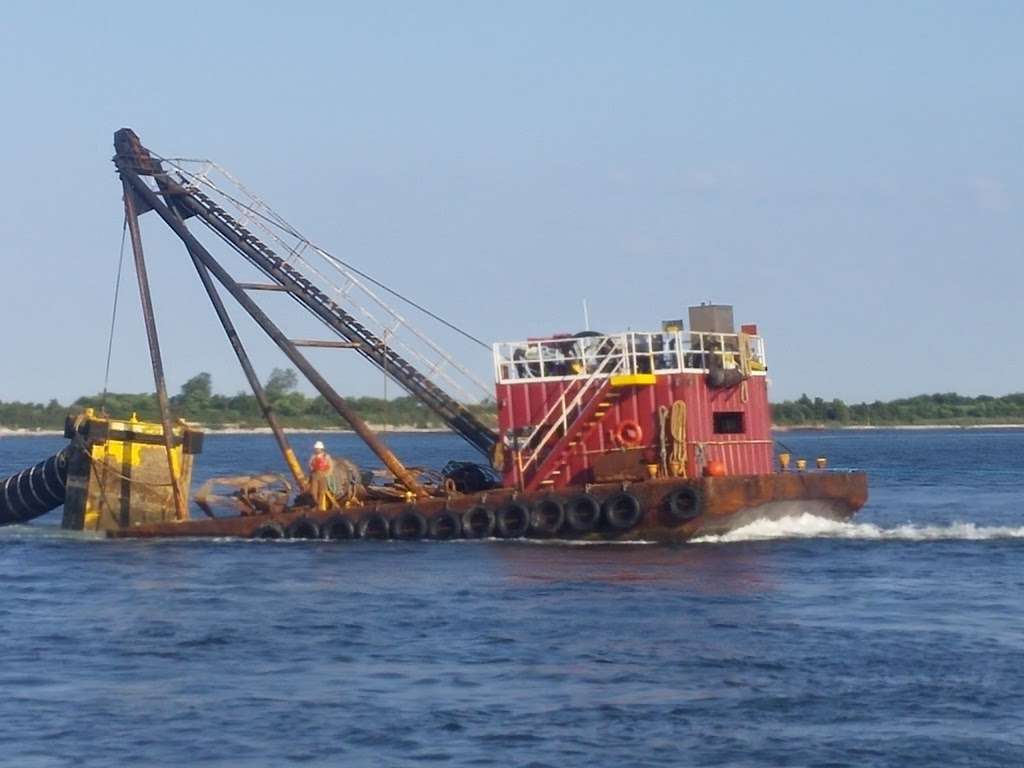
(772, 392, 1024, 426)
(0, 369, 496, 431)
(1, 370, 1023, 430)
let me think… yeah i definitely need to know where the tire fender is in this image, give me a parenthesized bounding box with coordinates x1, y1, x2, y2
(495, 501, 531, 538)
(530, 496, 566, 536)
(664, 486, 702, 523)
(565, 494, 601, 532)
(358, 512, 391, 540)
(429, 510, 462, 540)
(603, 492, 643, 530)
(252, 522, 285, 540)
(286, 516, 321, 539)
(462, 505, 494, 539)
(321, 515, 356, 540)
(392, 509, 428, 540)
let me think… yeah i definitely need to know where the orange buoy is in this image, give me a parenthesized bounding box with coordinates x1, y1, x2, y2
(703, 459, 727, 477)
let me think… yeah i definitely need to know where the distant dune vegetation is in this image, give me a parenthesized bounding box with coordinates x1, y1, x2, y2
(0, 370, 495, 431)
(772, 392, 1024, 427)
(1, 370, 1023, 431)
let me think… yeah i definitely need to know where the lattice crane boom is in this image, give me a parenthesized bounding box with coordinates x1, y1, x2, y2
(112, 129, 497, 459)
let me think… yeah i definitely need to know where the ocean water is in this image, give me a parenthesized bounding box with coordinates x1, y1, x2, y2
(1, 429, 1022, 767)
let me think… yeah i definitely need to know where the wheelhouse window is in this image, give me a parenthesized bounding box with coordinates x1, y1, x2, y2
(713, 412, 745, 434)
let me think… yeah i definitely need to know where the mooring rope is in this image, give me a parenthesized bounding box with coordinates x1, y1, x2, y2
(670, 400, 687, 477)
(738, 331, 752, 404)
(658, 405, 669, 476)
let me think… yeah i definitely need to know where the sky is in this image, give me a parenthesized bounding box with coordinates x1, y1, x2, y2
(0, 1, 1021, 405)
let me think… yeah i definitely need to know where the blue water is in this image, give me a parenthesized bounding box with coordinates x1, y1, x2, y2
(1, 429, 1023, 767)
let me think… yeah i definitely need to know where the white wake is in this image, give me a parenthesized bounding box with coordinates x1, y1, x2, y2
(692, 513, 1024, 543)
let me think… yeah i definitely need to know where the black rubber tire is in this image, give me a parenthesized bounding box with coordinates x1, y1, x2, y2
(565, 494, 601, 533)
(320, 515, 356, 540)
(392, 509, 428, 540)
(252, 522, 285, 540)
(495, 501, 531, 538)
(603, 492, 643, 531)
(285, 517, 321, 539)
(530, 496, 565, 536)
(462, 505, 494, 539)
(664, 486, 702, 523)
(357, 512, 391, 540)
(429, 510, 462, 540)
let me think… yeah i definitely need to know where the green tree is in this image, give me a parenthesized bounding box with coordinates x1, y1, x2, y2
(265, 368, 299, 400)
(826, 399, 849, 423)
(178, 372, 212, 412)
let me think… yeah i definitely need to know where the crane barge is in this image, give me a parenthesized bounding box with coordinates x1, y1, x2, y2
(0, 129, 867, 542)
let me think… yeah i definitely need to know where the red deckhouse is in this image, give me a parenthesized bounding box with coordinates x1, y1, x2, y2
(493, 304, 772, 491)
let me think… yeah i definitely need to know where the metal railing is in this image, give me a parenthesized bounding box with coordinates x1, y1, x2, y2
(516, 350, 626, 478)
(493, 330, 766, 385)
(162, 158, 492, 405)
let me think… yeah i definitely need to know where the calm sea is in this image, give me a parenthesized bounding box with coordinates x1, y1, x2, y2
(0, 429, 1022, 767)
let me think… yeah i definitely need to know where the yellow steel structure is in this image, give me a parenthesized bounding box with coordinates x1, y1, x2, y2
(63, 410, 201, 532)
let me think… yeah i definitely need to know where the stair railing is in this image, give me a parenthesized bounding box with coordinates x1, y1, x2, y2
(518, 341, 627, 476)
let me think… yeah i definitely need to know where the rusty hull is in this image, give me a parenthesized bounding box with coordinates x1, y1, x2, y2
(108, 471, 867, 543)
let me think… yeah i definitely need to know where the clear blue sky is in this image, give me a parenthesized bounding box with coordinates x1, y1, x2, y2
(1, 1, 1021, 405)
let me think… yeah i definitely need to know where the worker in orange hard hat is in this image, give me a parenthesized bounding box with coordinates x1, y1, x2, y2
(308, 440, 335, 511)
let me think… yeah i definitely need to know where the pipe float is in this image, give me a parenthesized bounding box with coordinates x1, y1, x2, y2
(0, 449, 69, 525)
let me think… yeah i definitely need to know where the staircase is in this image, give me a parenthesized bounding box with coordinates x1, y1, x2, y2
(178, 187, 498, 456)
(524, 385, 625, 491)
(517, 353, 625, 490)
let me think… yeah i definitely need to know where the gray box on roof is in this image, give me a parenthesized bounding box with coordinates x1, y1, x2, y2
(688, 304, 734, 334)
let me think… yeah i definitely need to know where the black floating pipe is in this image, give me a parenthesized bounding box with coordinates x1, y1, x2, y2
(0, 449, 69, 526)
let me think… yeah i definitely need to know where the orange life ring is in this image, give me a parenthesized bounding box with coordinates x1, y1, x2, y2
(616, 420, 643, 446)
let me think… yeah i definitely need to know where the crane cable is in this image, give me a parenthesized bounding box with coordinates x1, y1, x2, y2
(156, 154, 492, 350)
(100, 216, 129, 412)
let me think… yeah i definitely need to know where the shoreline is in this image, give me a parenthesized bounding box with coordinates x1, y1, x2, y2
(0, 424, 453, 438)
(774, 423, 1024, 432)
(4, 423, 1024, 438)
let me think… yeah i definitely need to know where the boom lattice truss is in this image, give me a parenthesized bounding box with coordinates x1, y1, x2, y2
(113, 129, 498, 496)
